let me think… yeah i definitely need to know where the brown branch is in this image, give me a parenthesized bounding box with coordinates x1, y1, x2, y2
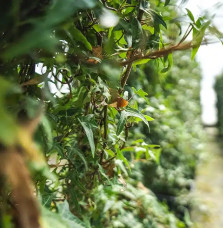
(120, 41, 194, 66)
(120, 38, 220, 67)
(178, 25, 193, 44)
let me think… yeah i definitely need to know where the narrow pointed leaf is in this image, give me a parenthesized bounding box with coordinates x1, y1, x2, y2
(117, 110, 128, 135)
(78, 115, 97, 157)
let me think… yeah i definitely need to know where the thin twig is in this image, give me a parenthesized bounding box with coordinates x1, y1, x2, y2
(178, 24, 193, 44)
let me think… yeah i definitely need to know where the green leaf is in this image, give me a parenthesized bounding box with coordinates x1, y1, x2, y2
(186, 8, 195, 23)
(132, 58, 150, 68)
(131, 18, 143, 47)
(142, 25, 154, 34)
(123, 6, 135, 15)
(117, 107, 150, 135)
(115, 159, 128, 176)
(134, 115, 154, 123)
(161, 53, 173, 73)
(132, 87, 149, 103)
(151, 10, 167, 29)
(70, 26, 92, 51)
(148, 144, 161, 149)
(191, 20, 210, 59)
(114, 30, 127, 45)
(150, 147, 161, 164)
(126, 107, 150, 126)
(57, 200, 85, 228)
(105, 149, 115, 156)
(116, 111, 128, 135)
(144, 115, 154, 121)
(117, 147, 130, 170)
(93, 24, 106, 32)
(78, 115, 97, 157)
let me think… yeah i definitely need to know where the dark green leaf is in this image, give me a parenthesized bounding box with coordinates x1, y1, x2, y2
(151, 11, 167, 29)
(69, 26, 92, 51)
(131, 18, 143, 47)
(78, 115, 97, 157)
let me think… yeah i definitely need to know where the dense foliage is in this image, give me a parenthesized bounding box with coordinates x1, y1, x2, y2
(0, 0, 214, 227)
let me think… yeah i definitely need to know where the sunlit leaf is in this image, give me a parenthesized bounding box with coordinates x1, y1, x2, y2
(132, 58, 151, 68)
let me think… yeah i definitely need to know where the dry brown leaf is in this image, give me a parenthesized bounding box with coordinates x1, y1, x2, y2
(92, 46, 103, 59)
(108, 97, 128, 109)
(87, 46, 103, 64)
